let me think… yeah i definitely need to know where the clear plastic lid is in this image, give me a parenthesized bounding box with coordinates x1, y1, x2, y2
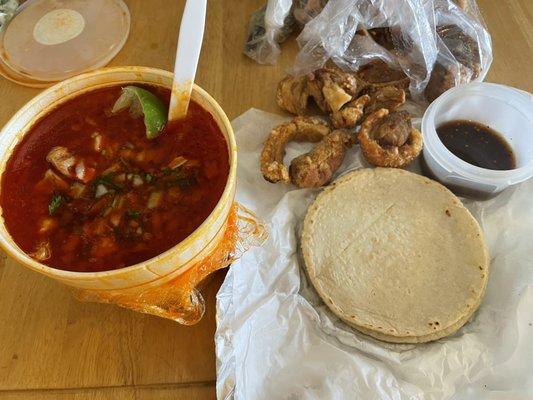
(0, 0, 130, 87)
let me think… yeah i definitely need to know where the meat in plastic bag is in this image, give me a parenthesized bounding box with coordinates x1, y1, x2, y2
(250, 0, 492, 103)
(244, 0, 330, 65)
(424, 0, 492, 101)
(244, 2, 295, 65)
(293, 0, 329, 25)
(297, 0, 491, 102)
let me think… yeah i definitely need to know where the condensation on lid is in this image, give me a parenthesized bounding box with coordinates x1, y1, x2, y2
(0, 0, 130, 85)
(33, 8, 86, 46)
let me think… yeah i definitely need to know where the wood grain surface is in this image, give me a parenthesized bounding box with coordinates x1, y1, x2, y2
(0, 1, 531, 398)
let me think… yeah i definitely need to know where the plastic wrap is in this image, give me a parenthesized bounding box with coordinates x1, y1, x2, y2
(245, 0, 492, 102)
(293, 0, 329, 25)
(73, 203, 267, 325)
(295, 0, 492, 101)
(215, 109, 533, 399)
(0, 0, 17, 28)
(243, 0, 330, 65)
(244, 2, 294, 65)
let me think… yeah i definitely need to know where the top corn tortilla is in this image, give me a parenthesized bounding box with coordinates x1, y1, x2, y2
(301, 168, 489, 343)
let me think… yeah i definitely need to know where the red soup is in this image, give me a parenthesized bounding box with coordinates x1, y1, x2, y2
(0, 86, 229, 272)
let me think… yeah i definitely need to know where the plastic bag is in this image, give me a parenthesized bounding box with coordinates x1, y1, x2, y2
(295, 0, 492, 102)
(244, 2, 295, 65)
(0, 0, 18, 28)
(243, 0, 331, 65)
(293, 0, 330, 25)
(245, 0, 492, 103)
(73, 203, 267, 325)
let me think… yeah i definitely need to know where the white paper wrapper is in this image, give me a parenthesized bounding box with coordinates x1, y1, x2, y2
(216, 109, 533, 400)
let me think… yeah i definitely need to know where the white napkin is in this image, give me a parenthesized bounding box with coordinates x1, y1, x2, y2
(215, 109, 533, 400)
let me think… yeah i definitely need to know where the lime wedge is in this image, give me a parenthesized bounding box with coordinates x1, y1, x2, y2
(112, 85, 167, 139)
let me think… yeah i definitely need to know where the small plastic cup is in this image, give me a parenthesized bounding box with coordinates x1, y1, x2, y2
(421, 82, 533, 199)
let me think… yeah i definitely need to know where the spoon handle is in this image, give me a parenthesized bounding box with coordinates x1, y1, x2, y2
(168, 0, 207, 122)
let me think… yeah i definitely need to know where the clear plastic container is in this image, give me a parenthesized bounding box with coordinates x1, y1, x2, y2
(0, 0, 130, 87)
(421, 82, 533, 199)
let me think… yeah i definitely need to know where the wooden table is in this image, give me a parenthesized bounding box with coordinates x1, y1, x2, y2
(0, 1, 531, 399)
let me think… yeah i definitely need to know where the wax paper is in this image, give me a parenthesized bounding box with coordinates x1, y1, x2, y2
(215, 109, 533, 399)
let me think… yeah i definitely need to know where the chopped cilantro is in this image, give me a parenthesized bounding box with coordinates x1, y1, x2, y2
(144, 173, 154, 183)
(126, 210, 141, 218)
(48, 194, 64, 215)
(92, 173, 123, 191)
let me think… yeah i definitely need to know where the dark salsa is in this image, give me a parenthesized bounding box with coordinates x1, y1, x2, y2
(0, 86, 229, 272)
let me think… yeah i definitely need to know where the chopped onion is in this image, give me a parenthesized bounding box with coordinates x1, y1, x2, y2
(112, 195, 124, 209)
(75, 162, 86, 181)
(168, 156, 187, 169)
(93, 133, 103, 152)
(147, 191, 163, 209)
(132, 175, 143, 187)
(95, 184, 108, 198)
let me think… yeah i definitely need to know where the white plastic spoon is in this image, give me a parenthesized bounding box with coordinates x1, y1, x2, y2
(168, 0, 207, 122)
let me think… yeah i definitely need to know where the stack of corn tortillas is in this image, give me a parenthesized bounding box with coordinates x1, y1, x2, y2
(301, 168, 489, 343)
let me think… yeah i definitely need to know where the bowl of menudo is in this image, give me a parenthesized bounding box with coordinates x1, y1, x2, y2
(0, 67, 236, 291)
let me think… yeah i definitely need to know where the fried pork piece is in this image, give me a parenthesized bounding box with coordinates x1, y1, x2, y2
(425, 63, 470, 103)
(372, 110, 412, 146)
(261, 116, 331, 184)
(276, 68, 358, 116)
(276, 75, 310, 115)
(425, 63, 456, 103)
(364, 85, 406, 116)
(363, 27, 395, 51)
(438, 25, 480, 71)
(358, 109, 423, 168)
(425, 25, 481, 102)
(358, 27, 415, 58)
(290, 130, 354, 188)
(330, 94, 370, 129)
(356, 60, 409, 92)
